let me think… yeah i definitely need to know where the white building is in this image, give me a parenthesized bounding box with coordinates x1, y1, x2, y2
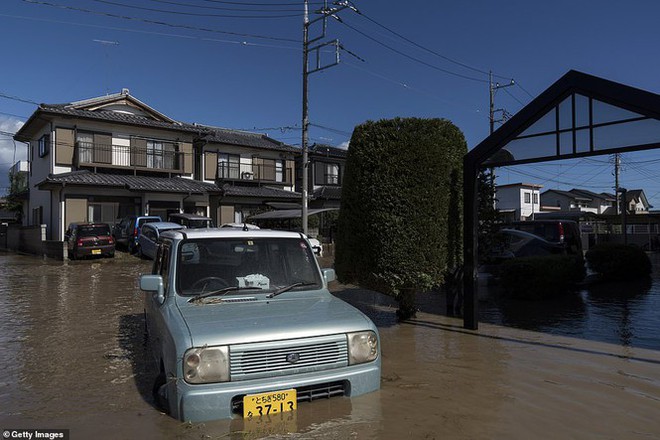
(495, 183, 542, 221)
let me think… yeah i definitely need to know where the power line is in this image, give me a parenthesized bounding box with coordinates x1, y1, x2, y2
(356, 10, 512, 81)
(89, 0, 303, 18)
(21, 0, 300, 43)
(0, 13, 300, 50)
(339, 20, 488, 83)
(0, 92, 39, 106)
(147, 0, 305, 12)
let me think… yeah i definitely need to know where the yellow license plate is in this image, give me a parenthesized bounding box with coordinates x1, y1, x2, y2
(243, 389, 296, 418)
(92, 249, 101, 255)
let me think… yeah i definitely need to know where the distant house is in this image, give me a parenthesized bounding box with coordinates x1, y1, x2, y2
(495, 183, 542, 222)
(13, 89, 301, 240)
(624, 189, 652, 214)
(305, 143, 347, 210)
(541, 188, 615, 214)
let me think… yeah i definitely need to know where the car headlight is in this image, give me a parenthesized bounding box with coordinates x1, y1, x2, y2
(347, 331, 379, 365)
(183, 346, 230, 384)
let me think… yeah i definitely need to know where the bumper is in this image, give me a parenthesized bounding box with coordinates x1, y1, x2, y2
(169, 361, 381, 422)
(75, 245, 115, 258)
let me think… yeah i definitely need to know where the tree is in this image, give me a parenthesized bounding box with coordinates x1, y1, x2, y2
(335, 117, 467, 320)
(477, 168, 501, 262)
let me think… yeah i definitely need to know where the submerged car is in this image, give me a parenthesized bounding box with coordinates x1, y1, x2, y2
(65, 222, 115, 260)
(140, 229, 380, 422)
(113, 215, 161, 252)
(136, 221, 184, 259)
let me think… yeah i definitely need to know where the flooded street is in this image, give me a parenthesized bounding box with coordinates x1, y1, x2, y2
(1, 250, 659, 439)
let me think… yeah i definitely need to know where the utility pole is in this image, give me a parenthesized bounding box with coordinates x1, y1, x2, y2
(300, 0, 358, 234)
(614, 153, 621, 214)
(489, 71, 515, 135)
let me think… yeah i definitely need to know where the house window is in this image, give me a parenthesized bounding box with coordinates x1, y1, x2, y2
(38, 134, 50, 158)
(218, 153, 240, 179)
(77, 132, 94, 164)
(275, 160, 284, 182)
(533, 193, 538, 204)
(88, 202, 118, 223)
(524, 192, 531, 204)
(315, 162, 341, 185)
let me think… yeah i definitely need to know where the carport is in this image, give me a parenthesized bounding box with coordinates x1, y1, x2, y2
(463, 70, 660, 329)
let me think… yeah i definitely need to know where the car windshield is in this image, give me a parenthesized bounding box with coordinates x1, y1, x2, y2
(176, 237, 322, 296)
(78, 225, 111, 237)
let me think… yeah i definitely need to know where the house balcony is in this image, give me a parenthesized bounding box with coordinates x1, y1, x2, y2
(218, 163, 293, 185)
(76, 141, 185, 174)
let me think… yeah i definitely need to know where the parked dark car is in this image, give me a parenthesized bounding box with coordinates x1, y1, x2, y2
(485, 229, 565, 268)
(112, 215, 161, 252)
(136, 222, 184, 259)
(509, 219, 583, 256)
(168, 213, 214, 229)
(65, 222, 115, 260)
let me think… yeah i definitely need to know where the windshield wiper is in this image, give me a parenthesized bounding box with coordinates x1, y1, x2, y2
(266, 282, 317, 299)
(189, 286, 262, 303)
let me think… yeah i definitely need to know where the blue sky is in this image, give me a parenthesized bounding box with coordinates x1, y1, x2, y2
(1, 0, 659, 206)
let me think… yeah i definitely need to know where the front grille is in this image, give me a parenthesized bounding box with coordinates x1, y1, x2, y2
(230, 334, 348, 381)
(231, 380, 347, 414)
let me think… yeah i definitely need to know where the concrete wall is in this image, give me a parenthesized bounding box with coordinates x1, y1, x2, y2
(3, 224, 66, 260)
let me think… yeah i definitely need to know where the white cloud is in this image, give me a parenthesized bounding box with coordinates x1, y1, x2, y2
(0, 116, 27, 191)
(337, 141, 350, 150)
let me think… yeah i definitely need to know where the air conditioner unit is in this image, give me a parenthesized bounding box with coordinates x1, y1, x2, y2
(241, 172, 254, 180)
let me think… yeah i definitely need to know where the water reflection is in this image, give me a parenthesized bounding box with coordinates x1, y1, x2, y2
(479, 257, 659, 350)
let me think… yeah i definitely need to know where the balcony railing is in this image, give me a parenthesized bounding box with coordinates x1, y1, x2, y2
(218, 162, 293, 184)
(77, 142, 184, 173)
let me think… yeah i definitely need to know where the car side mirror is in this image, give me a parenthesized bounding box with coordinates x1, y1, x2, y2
(140, 274, 165, 304)
(321, 268, 336, 284)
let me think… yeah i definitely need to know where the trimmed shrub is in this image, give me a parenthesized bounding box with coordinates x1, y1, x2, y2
(586, 243, 652, 281)
(499, 255, 586, 300)
(335, 117, 466, 319)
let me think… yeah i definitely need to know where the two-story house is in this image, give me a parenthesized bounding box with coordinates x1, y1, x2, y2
(495, 183, 542, 222)
(541, 188, 615, 214)
(14, 89, 301, 240)
(306, 143, 347, 210)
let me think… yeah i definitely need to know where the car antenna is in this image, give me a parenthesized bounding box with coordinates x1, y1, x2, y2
(243, 221, 248, 232)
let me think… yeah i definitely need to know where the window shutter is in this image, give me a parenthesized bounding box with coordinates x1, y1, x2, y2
(94, 133, 112, 164)
(131, 138, 147, 167)
(253, 157, 264, 180)
(181, 142, 193, 174)
(285, 160, 294, 184)
(315, 162, 325, 185)
(205, 151, 218, 180)
(55, 128, 74, 166)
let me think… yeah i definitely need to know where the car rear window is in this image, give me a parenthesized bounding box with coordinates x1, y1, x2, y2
(138, 217, 161, 227)
(78, 225, 111, 237)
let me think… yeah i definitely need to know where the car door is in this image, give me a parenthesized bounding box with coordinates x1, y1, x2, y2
(145, 242, 172, 364)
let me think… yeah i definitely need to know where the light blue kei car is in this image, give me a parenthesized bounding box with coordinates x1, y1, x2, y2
(136, 221, 184, 260)
(139, 229, 381, 422)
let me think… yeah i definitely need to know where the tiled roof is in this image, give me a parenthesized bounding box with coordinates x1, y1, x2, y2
(310, 143, 348, 158)
(198, 126, 299, 153)
(312, 186, 342, 200)
(221, 183, 301, 200)
(542, 188, 590, 200)
(37, 171, 220, 194)
(39, 105, 201, 134)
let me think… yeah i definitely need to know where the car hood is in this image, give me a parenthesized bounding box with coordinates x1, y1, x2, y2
(176, 292, 373, 347)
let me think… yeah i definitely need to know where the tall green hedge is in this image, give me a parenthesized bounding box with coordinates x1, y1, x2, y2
(335, 117, 466, 319)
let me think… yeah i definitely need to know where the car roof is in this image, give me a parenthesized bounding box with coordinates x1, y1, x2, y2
(169, 213, 212, 220)
(142, 221, 185, 230)
(160, 228, 303, 240)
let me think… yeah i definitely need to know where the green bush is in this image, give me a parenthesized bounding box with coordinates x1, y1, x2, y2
(335, 117, 466, 319)
(585, 243, 651, 281)
(499, 255, 586, 299)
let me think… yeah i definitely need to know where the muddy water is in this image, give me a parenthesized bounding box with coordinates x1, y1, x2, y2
(1, 251, 659, 439)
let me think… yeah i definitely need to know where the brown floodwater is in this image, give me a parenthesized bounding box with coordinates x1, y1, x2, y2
(1, 250, 659, 439)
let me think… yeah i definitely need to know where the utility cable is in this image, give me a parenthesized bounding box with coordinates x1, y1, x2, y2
(340, 20, 488, 83)
(89, 0, 303, 18)
(21, 0, 300, 43)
